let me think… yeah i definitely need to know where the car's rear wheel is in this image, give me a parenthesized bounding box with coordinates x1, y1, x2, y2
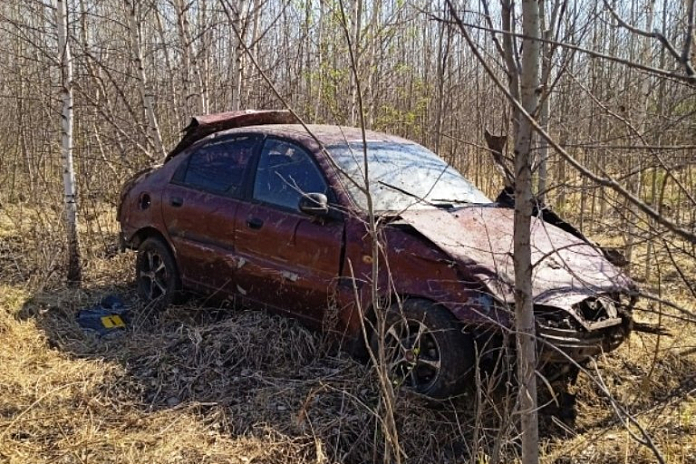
(370, 299, 475, 399)
(136, 237, 181, 310)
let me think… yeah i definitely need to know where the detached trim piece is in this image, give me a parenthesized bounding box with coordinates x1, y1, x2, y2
(165, 109, 299, 162)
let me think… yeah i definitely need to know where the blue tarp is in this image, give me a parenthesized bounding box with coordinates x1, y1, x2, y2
(76, 295, 130, 337)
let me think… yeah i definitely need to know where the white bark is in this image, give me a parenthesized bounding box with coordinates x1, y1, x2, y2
(224, 0, 247, 111)
(154, 5, 182, 127)
(349, 0, 362, 125)
(174, 0, 204, 115)
(501, 0, 521, 138)
(232, 0, 246, 111)
(514, 0, 541, 463)
(247, 0, 260, 106)
(197, 0, 210, 114)
(56, 0, 81, 284)
(126, 0, 165, 159)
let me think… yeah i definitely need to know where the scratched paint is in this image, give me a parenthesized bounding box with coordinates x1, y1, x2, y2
(281, 271, 299, 282)
(120, 113, 638, 367)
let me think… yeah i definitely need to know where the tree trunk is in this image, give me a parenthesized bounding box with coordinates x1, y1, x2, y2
(230, 0, 246, 111)
(174, 0, 203, 115)
(56, 0, 81, 285)
(349, 0, 363, 126)
(501, 0, 521, 137)
(154, 5, 182, 128)
(625, 0, 656, 269)
(126, 0, 165, 160)
(514, 0, 541, 463)
(537, 0, 550, 201)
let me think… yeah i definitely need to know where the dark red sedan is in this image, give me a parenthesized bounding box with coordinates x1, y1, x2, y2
(118, 110, 636, 398)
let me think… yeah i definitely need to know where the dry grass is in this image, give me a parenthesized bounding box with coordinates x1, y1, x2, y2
(1, 203, 695, 463)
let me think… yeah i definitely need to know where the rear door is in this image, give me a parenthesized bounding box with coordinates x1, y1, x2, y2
(233, 138, 344, 323)
(161, 134, 261, 295)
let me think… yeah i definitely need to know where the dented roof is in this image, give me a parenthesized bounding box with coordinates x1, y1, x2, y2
(165, 110, 299, 161)
(165, 110, 413, 161)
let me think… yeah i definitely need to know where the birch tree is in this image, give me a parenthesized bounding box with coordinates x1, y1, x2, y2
(174, 0, 207, 115)
(56, 0, 81, 284)
(125, 0, 165, 160)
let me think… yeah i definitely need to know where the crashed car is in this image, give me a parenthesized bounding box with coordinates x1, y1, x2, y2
(117, 110, 636, 399)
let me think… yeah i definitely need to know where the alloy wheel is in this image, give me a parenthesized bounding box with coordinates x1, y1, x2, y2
(383, 318, 442, 392)
(139, 249, 169, 300)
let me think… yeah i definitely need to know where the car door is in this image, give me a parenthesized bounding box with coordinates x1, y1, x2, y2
(233, 137, 344, 323)
(161, 134, 261, 294)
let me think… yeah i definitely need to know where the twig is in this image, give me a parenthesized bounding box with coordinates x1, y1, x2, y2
(447, 4, 696, 245)
(603, 0, 695, 78)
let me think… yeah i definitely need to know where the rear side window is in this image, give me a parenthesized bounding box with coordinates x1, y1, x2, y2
(253, 139, 328, 211)
(178, 135, 259, 195)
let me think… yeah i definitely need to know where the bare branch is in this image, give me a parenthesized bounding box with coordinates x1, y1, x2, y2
(603, 0, 695, 78)
(447, 3, 696, 244)
(444, 19, 696, 85)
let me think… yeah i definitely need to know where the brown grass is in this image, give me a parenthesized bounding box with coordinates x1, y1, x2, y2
(1, 203, 695, 463)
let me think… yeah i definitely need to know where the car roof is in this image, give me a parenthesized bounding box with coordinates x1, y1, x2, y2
(221, 124, 412, 146)
(165, 110, 416, 162)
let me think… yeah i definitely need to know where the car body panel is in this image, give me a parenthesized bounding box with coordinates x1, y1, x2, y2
(118, 118, 637, 366)
(398, 206, 634, 308)
(161, 182, 243, 293)
(233, 200, 344, 323)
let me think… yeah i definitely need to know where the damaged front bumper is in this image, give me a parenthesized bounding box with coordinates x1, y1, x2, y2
(537, 320, 630, 363)
(536, 295, 634, 363)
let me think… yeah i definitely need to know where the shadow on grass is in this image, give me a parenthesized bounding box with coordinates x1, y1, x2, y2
(15, 276, 490, 463)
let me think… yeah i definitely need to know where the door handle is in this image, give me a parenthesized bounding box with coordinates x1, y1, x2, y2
(246, 217, 264, 230)
(170, 196, 183, 207)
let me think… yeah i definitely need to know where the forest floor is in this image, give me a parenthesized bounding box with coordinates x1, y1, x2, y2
(1, 204, 695, 464)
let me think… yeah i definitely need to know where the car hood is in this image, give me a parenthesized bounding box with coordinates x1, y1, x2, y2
(399, 206, 634, 310)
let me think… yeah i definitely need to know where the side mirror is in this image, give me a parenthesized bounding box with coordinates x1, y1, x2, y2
(299, 193, 329, 216)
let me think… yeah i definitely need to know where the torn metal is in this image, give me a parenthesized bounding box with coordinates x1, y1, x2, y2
(165, 110, 299, 161)
(397, 206, 636, 362)
(118, 112, 638, 371)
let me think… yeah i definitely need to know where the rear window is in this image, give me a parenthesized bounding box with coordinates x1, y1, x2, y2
(177, 135, 259, 195)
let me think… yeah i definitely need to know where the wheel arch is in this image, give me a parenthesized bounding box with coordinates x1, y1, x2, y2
(364, 293, 450, 324)
(129, 227, 171, 251)
(365, 293, 476, 398)
(129, 228, 181, 276)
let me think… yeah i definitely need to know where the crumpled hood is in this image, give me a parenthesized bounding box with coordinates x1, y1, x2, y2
(399, 206, 634, 310)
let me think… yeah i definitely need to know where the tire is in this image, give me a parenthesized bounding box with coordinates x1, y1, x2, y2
(370, 299, 475, 399)
(136, 237, 181, 311)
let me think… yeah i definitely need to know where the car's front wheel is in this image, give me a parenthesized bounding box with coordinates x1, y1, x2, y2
(136, 237, 181, 310)
(370, 299, 475, 399)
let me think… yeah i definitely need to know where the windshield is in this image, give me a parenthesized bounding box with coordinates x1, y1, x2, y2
(327, 142, 491, 212)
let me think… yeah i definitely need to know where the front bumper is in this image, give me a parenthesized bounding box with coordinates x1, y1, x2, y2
(537, 320, 630, 363)
(536, 295, 633, 363)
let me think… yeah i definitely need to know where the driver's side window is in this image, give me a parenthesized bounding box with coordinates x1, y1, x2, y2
(253, 139, 328, 211)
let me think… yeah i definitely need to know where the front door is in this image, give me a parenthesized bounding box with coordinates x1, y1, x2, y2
(233, 138, 344, 323)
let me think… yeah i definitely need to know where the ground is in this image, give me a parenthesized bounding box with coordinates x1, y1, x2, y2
(0, 204, 695, 463)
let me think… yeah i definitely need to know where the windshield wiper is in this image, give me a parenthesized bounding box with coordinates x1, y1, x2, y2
(377, 181, 427, 202)
(431, 198, 471, 205)
(377, 181, 450, 208)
